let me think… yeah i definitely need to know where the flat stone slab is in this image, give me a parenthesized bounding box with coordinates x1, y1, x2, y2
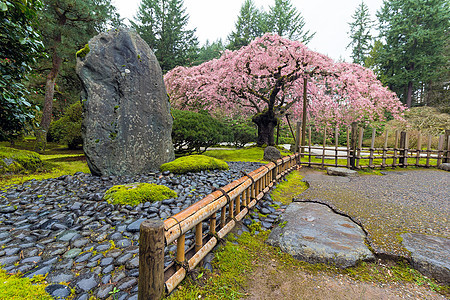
(401, 233, 450, 284)
(267, 202, 374, 268)
(438, 163, 450, 171)
(326, 167, 358, 177)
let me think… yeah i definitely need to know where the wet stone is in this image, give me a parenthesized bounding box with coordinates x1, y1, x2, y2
(46, 270, 75, 283)
(0, 255, 19, 266)
(45, 284, 72, 299)
(56, 230, 80, 242)
(126, 218, 146, 232)
(73, 272, 99, 293)
(64, 248, 82, 259)
(117, 277, 137, 290)
(75, 252, 92, 263)
(72, 238, 90, 248)
(116, 239, 132, 248)
(115, 253, 133, 266)
(102, 264, 114, 274)
(125, 256, 139, 269)
(21, 256, 42, 264)
(23, 264, 52, 278)
(96, 284, 113, 299)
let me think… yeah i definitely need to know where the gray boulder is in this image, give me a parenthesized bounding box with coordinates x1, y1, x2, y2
(263, 146, 282, 162)
(401, 233, 450, 284)
(438, 163, 450, 171)
(76, 28, 174, 176)
(267, 202, 374, 268)
(326, 167, 358, 177)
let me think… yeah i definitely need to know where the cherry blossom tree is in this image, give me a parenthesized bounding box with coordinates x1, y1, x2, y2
(165, 33, 405, 146)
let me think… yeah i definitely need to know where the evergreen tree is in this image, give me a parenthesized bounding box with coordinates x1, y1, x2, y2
(347, 1, 373, 65)
(0, 0, 43, 141)
(194, 39, 225, 65)
(132, 0, 199, 73)
(376, 0, 449, 108)
(227, 0, 314, 51)
(227, 0, 265, 50)
(35, 0, 118, 151)
(267, 0, 314, 43)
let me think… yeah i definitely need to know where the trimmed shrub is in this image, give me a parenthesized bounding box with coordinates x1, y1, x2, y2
(104, 183, 177, 206)
(223, 117, 257, 147)
(160, 155, 228, 174)
(48, 101, 82, 149)
(0, 146, 42, 174)
(172, 109, 227, 154)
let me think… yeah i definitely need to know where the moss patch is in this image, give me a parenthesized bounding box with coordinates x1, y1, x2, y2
(104, 183, 177, 205)
(0, 268, 53, 300)
(76, 43, 90, 59)
(271, 170, 308, 205)
(160, 155, 228, 174)
(0, 147, 43, 175)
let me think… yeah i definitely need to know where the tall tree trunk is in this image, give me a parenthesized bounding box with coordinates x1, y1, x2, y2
(252, 110, 278, 146)
(36, 48, 62, 152)
(406, 80, 413, 108)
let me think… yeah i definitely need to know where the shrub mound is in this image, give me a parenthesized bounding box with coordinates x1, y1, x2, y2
(0, 268, 52, 300)
(48, 101, 82, 149)
(0, 147, 42, 174)
(104, 183, 177, 205)
(160, 155, 228, 174)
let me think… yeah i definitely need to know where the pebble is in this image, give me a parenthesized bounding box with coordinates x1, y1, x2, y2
(0, 161, 266, 299)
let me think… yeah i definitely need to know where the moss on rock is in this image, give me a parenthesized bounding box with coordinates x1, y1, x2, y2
(76, 43, 90, 59)
(160, 155, 228, 174)
(104, 183, 177, 205)
(0, 147, 43, 175)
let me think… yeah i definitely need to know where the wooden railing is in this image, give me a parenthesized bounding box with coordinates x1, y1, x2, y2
(138, 153, 300, 299)
(298, 123, 450, 169)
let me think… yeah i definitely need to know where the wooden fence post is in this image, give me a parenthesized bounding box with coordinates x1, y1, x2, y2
(399, 131, 407, 167)
(295, 121, 301, 153)
(349, 122, 358, 169)
(139, 220, 165, 300)
(444, 129, 450, 163)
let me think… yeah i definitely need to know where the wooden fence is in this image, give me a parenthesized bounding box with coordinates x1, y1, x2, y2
(298, 122, 450, 169)
(138, 153, 300, 299)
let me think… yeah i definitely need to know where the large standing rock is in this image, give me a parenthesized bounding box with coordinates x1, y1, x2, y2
(76, 29, 175, 176)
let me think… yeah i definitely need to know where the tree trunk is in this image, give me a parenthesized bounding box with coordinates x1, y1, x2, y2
(406, 80, 413, 108)
(36, 51, 62, 152)
(252, 110, 278, 146)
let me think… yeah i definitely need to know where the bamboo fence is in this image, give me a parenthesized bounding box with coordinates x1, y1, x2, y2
(138, 153, 300, 299)
(299, 123, 450, 169)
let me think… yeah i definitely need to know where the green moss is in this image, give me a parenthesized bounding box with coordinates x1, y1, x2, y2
(0, 268, 53, 299)
(0, 147, 43, 175)
(205, 146, 291, 163)
(76, 43, 90, 59)
(104, 183, 177, 205)
(271, 170, 308, 204)
(160, 155, 228, 174)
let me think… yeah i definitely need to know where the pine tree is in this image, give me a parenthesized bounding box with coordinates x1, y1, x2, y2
(227, 0, 314, 51)
(132, 0, 199, 73)
(35, 0, 118, 151)
(194, 39, 225, 65)
(376, 0, 449, 108)
(227, 0, 265, 50)
(347, 1, 373, 65)
(267, 0, 314, 43)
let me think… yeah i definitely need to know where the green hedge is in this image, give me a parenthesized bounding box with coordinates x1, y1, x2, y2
(48, 101, 82, 149)
(172, 109, 228, 154)
(160, 155, 228, 174)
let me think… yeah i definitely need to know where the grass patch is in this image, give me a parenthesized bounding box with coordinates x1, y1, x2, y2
(205, 146, 291, 163)
(169, 231, 449, 299)
(271, 170, 308, 204)
(104, 183, 177, 205)
(161, 155, 228, 174)
(0, 268, 53, 300)
(0, 147, 43, 175)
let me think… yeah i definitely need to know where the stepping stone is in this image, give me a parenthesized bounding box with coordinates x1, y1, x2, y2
(438, 163, 450, 171)
(326, 167, 358, 177)
(267, 202, 374, 268)
(402, 233, 450, 284)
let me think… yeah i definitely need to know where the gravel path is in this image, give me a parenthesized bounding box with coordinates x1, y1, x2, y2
(0, 161, 263, 300)
(297, 168, 450, 258)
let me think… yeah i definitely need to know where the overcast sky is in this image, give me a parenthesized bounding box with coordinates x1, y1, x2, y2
(112, 0, 384, 61)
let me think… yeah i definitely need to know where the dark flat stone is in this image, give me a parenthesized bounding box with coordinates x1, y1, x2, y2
(267, 202, 374, 268)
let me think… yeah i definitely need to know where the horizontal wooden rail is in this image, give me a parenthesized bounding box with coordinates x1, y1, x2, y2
(139, 153, 300, 299)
